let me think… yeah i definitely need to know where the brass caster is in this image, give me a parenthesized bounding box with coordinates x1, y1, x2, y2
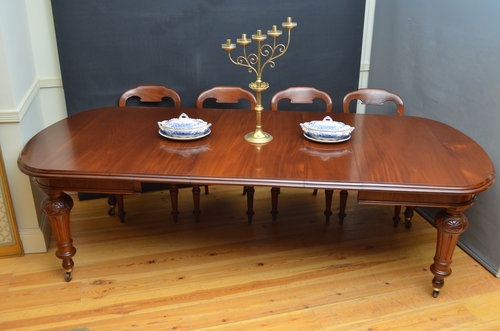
(64, 271, 73, 282)
(432, 288, 440, 298)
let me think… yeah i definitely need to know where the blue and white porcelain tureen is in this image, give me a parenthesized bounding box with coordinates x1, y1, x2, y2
(300, 116, 354, 140)
(158, 113, 212, 137)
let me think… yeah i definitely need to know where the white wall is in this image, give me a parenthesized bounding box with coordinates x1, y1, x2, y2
(0, 0, 67, 253)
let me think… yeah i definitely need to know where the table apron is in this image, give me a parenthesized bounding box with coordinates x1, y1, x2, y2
(36, 176, 477, 210)
(35, 177, 143, 194)
(358, 190, 476, 208)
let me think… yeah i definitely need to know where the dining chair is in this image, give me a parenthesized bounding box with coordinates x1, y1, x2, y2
(270, 86, 334, 221)
(196, 86, 257, 110)
(112, 84, 207, 223)
(330, 88, 413, 227)
(271, 86, 333, 112)
(196, 86, 258, 223)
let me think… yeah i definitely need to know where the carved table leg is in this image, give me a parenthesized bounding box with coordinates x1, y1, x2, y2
(41, 192, 76, 282)
(430, 208, 469, 297)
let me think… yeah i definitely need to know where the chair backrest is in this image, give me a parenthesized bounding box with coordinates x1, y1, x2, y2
(196, 86, 256, 110)
(271, 87, 333, 113)
(118, 84, 181, 108)
(342, 88, 404, 115)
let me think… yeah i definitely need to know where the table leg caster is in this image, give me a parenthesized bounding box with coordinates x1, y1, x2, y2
(431, 277, 443, 298)
(404, 207, 414, 228)
(64, 271, 73, 282)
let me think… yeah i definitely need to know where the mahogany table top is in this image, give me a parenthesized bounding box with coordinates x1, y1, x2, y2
(18, 107, 495, 197)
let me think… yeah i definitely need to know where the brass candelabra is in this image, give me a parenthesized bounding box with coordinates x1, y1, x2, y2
(221, 17, 297, 143)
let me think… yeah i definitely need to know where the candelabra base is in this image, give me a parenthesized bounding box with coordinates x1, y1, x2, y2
(244, 130, 273, 144)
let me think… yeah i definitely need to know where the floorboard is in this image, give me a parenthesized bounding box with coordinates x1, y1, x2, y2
(1, 186, 499, 330)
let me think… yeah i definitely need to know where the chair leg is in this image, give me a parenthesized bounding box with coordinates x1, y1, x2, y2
(115, 194, 125, 223)
(204, 185, 209, 195)
(107, 194, 116, 216)
(270, 187, 280, 221)
(169, 185, 179, 223)
(404, 206, 414, 228)
(192, 185, 201, 222)
(108, 194, 125, 222)
(246, 186, 255, 224)
(312, 189, 318, 196)
(338, 190, 348, 224)
(324, 189, 333, 224)
(243, 186, 248, 195)
(393, 205, 402, 227)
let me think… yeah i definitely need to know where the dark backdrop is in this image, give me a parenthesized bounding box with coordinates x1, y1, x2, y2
(51, 0, 365, 115)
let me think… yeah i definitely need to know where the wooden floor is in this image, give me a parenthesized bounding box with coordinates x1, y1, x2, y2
(1, 186, 499, 330)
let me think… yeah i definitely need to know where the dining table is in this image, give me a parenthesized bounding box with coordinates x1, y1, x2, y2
(17, 106, 495, 297)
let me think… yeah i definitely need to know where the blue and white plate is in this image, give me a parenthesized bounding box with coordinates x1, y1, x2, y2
(159, 128, 211, 141)
(303, 132, 351, 143)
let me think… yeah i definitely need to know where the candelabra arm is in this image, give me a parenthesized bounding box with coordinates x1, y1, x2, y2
(258, 29, 293, 77)
(227, 52, 257, 77)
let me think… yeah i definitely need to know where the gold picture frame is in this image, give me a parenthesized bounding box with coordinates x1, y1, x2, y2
(0, 146, 23, 257)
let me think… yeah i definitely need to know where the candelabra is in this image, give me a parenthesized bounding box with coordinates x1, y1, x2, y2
(221, 17, 297, 143)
